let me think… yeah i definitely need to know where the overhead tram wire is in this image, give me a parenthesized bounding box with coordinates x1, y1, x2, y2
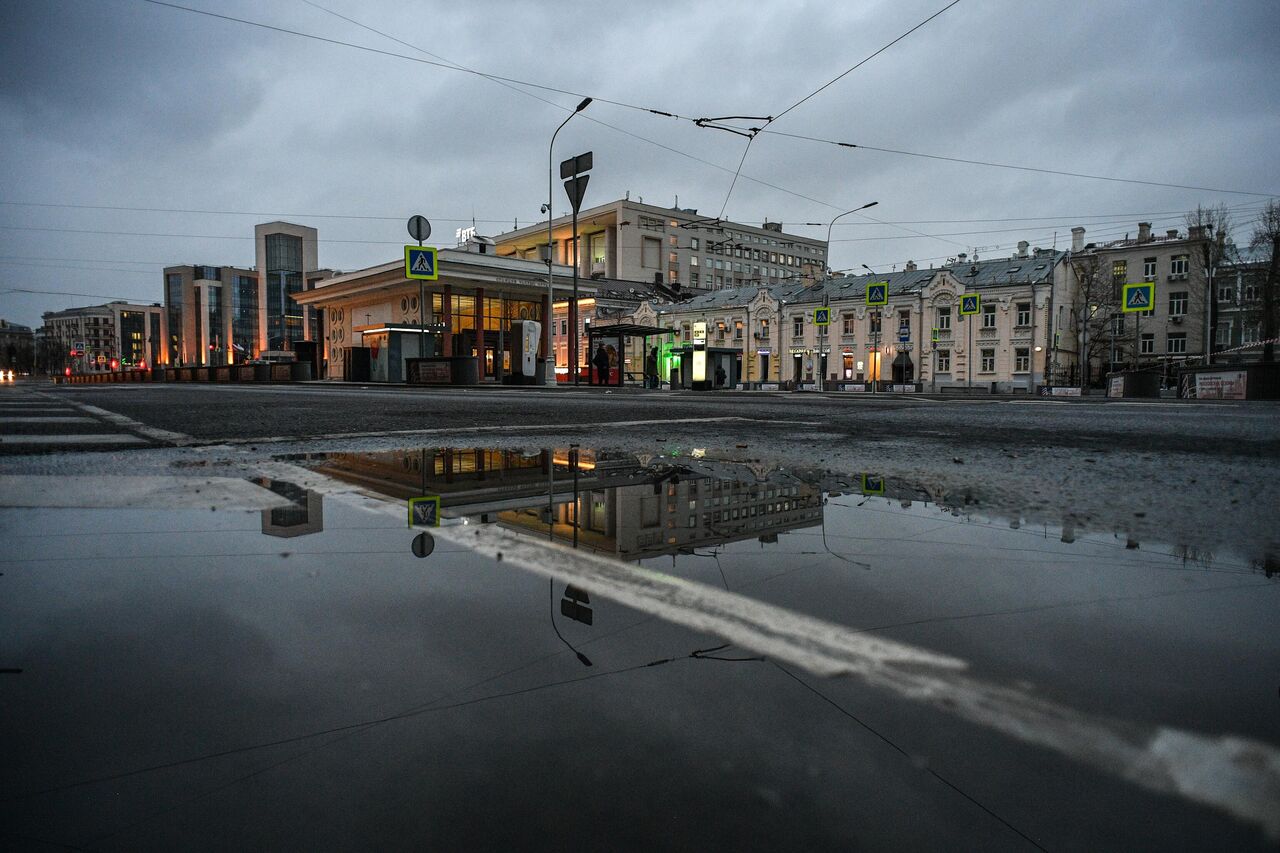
(137, 0, 677, 120)
(714, 0, 963, 218)
(756, 128, 1280, 199)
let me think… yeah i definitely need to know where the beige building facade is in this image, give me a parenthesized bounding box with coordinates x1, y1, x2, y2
(492, 198, 828, 292)
(41, 301, 165, 372)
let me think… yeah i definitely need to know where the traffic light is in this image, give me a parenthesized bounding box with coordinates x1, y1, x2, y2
(110, 358, 119, 370)
(64, 367, 72, 377)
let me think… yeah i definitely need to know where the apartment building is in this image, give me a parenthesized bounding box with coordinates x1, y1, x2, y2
(41, 301, 165, 372)
(492, 197, 828, 292)
(1063, 222, 1213, 383)
(1212, 242, 1270, 360)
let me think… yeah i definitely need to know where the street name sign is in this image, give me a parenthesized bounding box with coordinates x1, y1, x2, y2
(1122, 282, 1154, 313)
(866, 282, 888, 306)
(960, 294, 980, 315)
(405, 246, 439, 280)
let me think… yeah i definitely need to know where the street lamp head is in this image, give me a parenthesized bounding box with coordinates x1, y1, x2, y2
(575, 97, 593, 112)
(860, 201, 879, 210)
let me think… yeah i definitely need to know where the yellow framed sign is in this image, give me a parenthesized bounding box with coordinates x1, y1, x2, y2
(866, 282, 888, 306)
(408, 495, 442, 527)
(405, 246, 439, 280)
(959, 294, 980, 315)
(1122, 282, 1154, 313)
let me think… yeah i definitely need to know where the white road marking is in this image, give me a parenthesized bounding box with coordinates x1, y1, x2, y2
(58, 401, 193, 444)
(0, 434, 147, 446)
(0, 416, 98, 424)
(0, 474, 293, 509)
(206, 416, 820, 446)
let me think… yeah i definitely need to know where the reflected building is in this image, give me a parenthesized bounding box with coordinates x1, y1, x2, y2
(305, 447, 824, 560)
(256, 478, 324, 538)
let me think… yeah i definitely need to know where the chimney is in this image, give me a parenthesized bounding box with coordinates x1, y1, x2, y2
(1071, 227, 1085, 252)
(957, 252, 967, 264)
(1166, 228, 1179, 239)
(1188, 225, 1206, 240)
(1017, 241, 1029, 259)
(905, 260, 917, 272)
(1138, 222, 1152, 243)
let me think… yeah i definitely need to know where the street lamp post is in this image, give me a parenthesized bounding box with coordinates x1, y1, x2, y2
(819, 202, 877, 392)
(545, 97, 592, 385)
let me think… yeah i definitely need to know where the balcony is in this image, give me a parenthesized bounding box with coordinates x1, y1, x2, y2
(978, 326, 999, 338)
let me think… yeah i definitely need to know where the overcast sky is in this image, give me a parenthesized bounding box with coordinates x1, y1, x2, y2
(2, 0, 1278, 327)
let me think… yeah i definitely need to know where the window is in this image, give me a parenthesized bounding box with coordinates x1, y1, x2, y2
(982, 304, 996, 328)
(734, 320, 743, 340)
(1014, 348, 1030, 372)
(869, 311, 881, 335)
(691, 238, 699, 251)
(1218, 284, 1234, 302)
(1243, 284, 1259, 302)
(1111, 260, 1127, 285)
(1216, 321, 1232, 346)
(1016, 303, 1031, 327)
(842, 314, 855, 335)
(668, 235, 677, 247)
(1243, 324, 1260, 345)
(792, 316, 804, 338)
(642, 237, 660, 269)
(1112, 314, 1125, 335)
(898, 310, 910, 340)
(669, 252, 678, 265)
(935, 349, 950, 373)
(690, 272, 699, 287)
(1170, 255, 1189, 277)
(936, 306, 951, 331)
(980, 348, 995, 373)
(1143, 257, 1157, 281)
(1168, 291, 1188, 316)
(1140, 333, 1155, 354)
(1167, 332, 1187, 354)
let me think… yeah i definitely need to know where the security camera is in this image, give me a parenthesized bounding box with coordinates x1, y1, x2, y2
(540, 204, 550, 214)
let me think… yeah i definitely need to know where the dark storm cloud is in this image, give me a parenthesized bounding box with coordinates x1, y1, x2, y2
(1, 0, 1278, 324)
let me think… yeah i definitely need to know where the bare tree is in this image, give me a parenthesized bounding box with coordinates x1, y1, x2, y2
(1250, 200, 1280, 363)
(1185, 204, 1234, 360)
(1070, 255, 1129, 385)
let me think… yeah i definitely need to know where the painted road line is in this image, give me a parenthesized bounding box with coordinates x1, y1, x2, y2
(0, 416, 99, 424)
(0, 434, 148, 446)
(57, 402, 193, 445)
(210, 416, 823, 447)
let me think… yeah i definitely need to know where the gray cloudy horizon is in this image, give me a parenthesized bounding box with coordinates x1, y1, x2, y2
(2, 0, 1278, 327)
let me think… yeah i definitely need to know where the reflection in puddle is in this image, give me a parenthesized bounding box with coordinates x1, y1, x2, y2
(252, 477, 324, 538)
(287, 445, 1280, 574)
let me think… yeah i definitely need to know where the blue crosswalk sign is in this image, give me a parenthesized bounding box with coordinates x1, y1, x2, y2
(960, 294, 980, 315)
(866, 282, 888, 306)
(814, 307, 831, 326)
(405, 246, 439, 280)
(1122, 282, 1154, 313)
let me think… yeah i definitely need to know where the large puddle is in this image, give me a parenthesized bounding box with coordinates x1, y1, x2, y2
(1, 445, 1277, 850)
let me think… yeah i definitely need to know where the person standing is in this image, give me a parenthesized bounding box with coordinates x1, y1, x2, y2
(592, 344, 611, 386)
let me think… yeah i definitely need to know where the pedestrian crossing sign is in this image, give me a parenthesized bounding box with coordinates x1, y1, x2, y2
(405, 246, 439, 280)
(814, 307, 831, 326)
(1122, 281, 1154, 313)
(408, 495, 442, 527)
(866, 282, 888, 306)
(861, 473, 885, 495)
(960, 294, 980, 315)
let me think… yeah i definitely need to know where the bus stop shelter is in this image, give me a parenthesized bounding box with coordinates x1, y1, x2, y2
(585, 323, 675, 387)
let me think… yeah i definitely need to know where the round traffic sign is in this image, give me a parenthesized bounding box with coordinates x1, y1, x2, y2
(407, 215, 431, 242)
(411, 531, 435, 558)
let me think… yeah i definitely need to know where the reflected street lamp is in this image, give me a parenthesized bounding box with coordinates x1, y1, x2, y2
(545, 97, 592, 384)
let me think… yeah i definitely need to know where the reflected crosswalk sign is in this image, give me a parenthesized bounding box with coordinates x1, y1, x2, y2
(861, 473, 885, 495)
(405, 245, 439, 280)
(408, 495, 441, 527)
(866, 282, 888, 306)
(1122, 282, 1154, 313)
(960, 294, 980, 315)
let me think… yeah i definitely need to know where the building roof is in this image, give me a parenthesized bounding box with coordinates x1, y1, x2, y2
(939, 251, 1062, 289)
